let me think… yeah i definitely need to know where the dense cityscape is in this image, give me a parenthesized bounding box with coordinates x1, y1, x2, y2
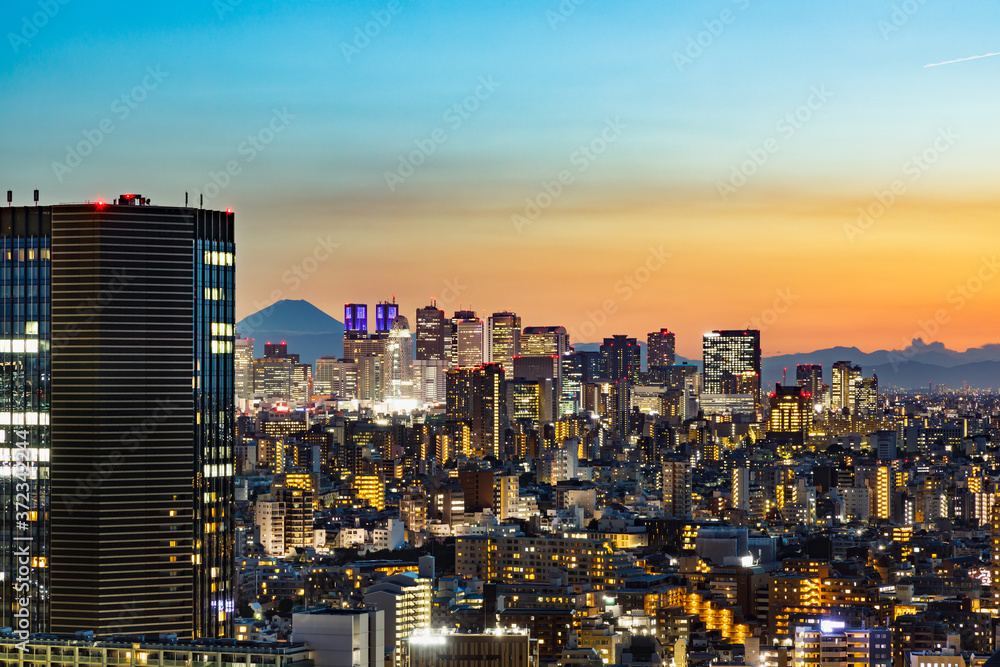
(5, 192, 1000, 667)
(5, 2, 1000, 667)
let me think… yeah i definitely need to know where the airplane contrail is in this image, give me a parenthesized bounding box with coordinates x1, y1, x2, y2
(925, 51, 1000, 68)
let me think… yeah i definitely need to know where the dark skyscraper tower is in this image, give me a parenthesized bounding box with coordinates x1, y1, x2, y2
(415, 301, 445, 361)
(344, 303, 368, 339)
(646, 329, 676, 369)
(1, 195, 234, 639)
(600, 335, 640, 385)
(795, 363, 822, 408)
(375, 299, 399, 335)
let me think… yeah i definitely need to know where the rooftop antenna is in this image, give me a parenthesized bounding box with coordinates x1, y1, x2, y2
(33, 189, 39, 205)
(200, 194, 203, 209)
(185, 192, 189, 207)
(6, 190, 11, 207)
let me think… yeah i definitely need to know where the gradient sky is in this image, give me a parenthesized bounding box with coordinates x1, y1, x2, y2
(3, 0, 999, 358)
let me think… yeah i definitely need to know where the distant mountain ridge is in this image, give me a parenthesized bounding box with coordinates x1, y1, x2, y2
(236, 299, 344, 363)
(761, 340, 1000, 391)
(237, 301, 1000, 389)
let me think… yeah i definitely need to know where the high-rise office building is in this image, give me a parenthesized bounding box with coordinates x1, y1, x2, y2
(252, 349, 294, 403)
(345, 303, 368, 339)
(344, 337, 385, 402)
(415, 301, 445, 361)
(576, 350, 602, 382)
(375, 299, 400, 335)
(559, 351, 582, 416)
(446, 364, 506, 458)
(512, 355, 558, 414)
(446, 367, 476, 424)
(314, 356, 359, 398)
(830, 361, 862, 413)
(599, 335, 640, 385)
(456, 317, 485, 369)
(472, 363, 505, 459)
(412, 359, 447, 404)
(506, 379, 552, 423)
(702, 330, 761, 404)
(766, 384, 810, 443)
(646, 329, 676, 369)
(1, 195, 234, 638)
(234, 334, 254, 408)
(446, 309, 476, 368)
(855, 375, 879, 417)
(487, 311, 521, 370)
(520, 326, 569, 413)
(520, 326, 569, 358)
(795, 364, 823, 410)
(384, 315, 414, 400)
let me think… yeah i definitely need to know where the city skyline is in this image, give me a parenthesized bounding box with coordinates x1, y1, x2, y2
(7, 3, 1000, 665)
(3, 1, 1000, 357)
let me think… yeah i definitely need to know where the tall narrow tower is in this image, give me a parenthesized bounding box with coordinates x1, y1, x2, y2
(1, 194, 235, 638)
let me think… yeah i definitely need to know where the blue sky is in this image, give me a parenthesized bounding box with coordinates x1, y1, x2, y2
(3, 0, 999, 355)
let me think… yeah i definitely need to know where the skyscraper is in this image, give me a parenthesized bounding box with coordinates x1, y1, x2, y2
(646, 329, 676, 368)
(384, 315, 414, 400)
(766, 384, 810, 444)
(375, 299, 400, 335)
(486, 311, 521, 370)
(854, 375, 879, 416)
(795, 364, 823, 409)
(1, 195, 234, 638)
(234, 334, 254, 409)
(447, 309, 476, 368)
(345, 303, 368, 339)
(831, 361, 862, 413)
(520, 326, 569, 412)
(415, 301, 445, 361)
(445, 363, 506, 458)
(701, 330, 761, 399)
(599, 335, 640, 385)
(456, 316, 485, 369)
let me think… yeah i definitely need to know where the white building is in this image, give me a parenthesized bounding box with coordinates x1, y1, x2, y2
(292, 608, 385, 667)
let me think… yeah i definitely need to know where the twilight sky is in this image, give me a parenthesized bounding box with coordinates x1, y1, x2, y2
(2, 0, 999, 358)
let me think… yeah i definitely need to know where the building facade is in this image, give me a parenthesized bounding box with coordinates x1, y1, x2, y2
(1, 196, 234, 638)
